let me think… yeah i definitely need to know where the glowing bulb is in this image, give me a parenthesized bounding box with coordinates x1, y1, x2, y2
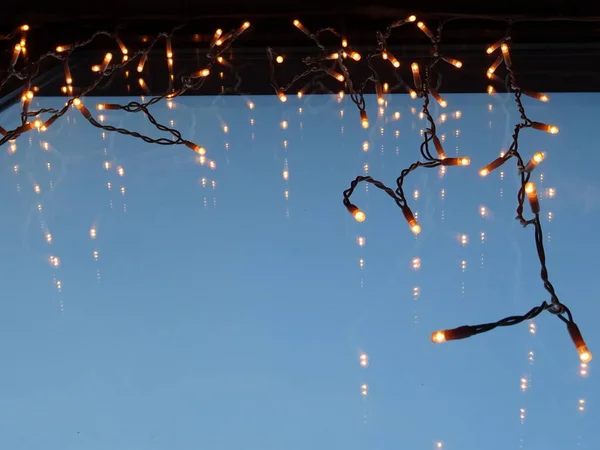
(100, 53, 112, 72)
(416, 21, 433, 39)
(486, 38, 505, 54)
(345, 203, 366, 222)
(531, 122, 559, 134)
(443, 57, 463, 68)
(401, 205, 421, 235)
(360, 110, 369, 128)
(567, 322, 592, 362)
(524, 152, 545, 172)
(431, 331, 447, 343)
(411, 63, 421, 91)
(501, 43, 512, 67)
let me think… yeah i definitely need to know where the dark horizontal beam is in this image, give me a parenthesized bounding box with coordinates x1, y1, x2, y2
(1, 2, 600, 108)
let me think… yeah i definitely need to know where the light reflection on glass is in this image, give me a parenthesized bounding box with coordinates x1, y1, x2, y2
(359, 353, 368, 367)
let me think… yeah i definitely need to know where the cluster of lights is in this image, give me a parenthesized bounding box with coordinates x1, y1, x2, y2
(0, 16, 591, 364)
(0, 21, 251, 150)
(339, 20, 590, 364)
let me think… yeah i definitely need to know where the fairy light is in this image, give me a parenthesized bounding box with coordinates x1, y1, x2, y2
(442, 57, 463, 68)
(100, 53, 112, 72)
(524, 152, 545, 172)
(360, 110, 369, 128)
(441, 157, 470, 166)
(191, 68, 210, 78)
(64, 60, 73, 84)
(416, 21, 434, 40)
(210, 29, 223, 47)
(348, 50, 361, 61)
(487, 55, 503, 77)
(479, 156, 507, 176)
(402, 206, 421, 235)
(486, 38, 505, 54)
(429, 88, 447, 107)
(376, 82, 385, 105)
(216, 32, 232, 46)
(325, 69, 344, 82)
(525, 182, 540, 214)
(523, 91, 549, 102)
(382, 50, 400, 68)
(501, 43, 512, 67)
(531, 122, 559, 134)
(432, 135, 446, 159)
(73, 98, 92, 119)
(137, 53, 147, 72)
(166, 37, 173, 58)
(238, 21, 251, 34)
(411, 63, 422, 91)
(183, 141, 207, 155)
(10, 44, 22, 66)
(344, 202, 366, 222)
(293, 19, 311, 36)
(116, 37, 128, 55)
(96, 104, 120, 110)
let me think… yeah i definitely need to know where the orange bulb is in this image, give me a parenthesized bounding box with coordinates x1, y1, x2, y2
(184, 141, 207, 155)
(430, 88, 447, 108)
(431, 331, 447, 343)
(479, 156, 507, 176)
(441, 157, 470, 166)
(524, 152, 545, 172)
(486, 38, 505, 54)
(432, 135, 446, 159)
(501, 43, 511, 67)
(531, 122, 559, 134)
(416, 21, 433, 39)
(411, 63, 422, 91)
(443, 57, 463, 68)
(580, 349, 593, 363)
(567, 322, 592, 363)
(345, 203, 366, 222)
(360, 110, 369, 128)
(354, 210, 366, 222)
(525, 182, 540, 214)
(410, 222, 422, 235)
(525, 182, 536, 195)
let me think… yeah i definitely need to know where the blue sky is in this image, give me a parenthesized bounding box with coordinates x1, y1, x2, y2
(0, 92, 597, 450)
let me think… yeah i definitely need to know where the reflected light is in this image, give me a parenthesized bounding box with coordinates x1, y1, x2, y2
(359, 353, 368, 367)
(361, 384, 368, 396)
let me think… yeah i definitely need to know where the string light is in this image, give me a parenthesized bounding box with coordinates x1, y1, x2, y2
(0, 19, 592, 364)
(0, 23, 249, 149)
(338, 18, 591, 363)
